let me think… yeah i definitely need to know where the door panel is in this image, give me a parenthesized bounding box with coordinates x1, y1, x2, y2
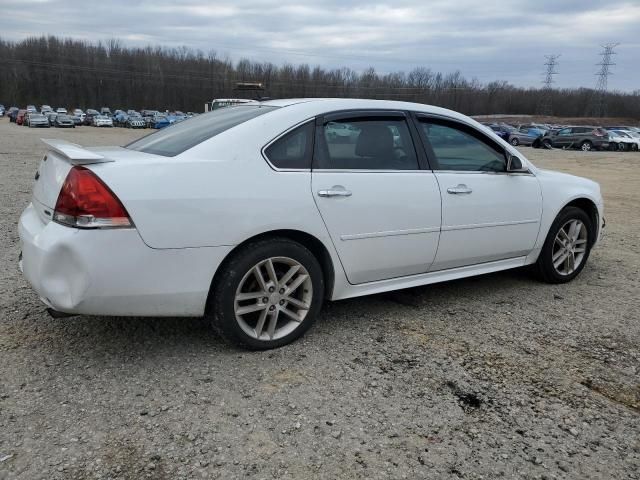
(312, 112, 442, 284)
(312, 171, 442, 284)
(414, 115, 542, 271)
(432, 172, 542, 270)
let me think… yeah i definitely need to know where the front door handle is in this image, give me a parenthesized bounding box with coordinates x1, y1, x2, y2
(447, 184, 472, 195)
(318, 187, 352, 197)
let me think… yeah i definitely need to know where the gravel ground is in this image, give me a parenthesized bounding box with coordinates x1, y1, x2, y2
(0, 121, 638, 480)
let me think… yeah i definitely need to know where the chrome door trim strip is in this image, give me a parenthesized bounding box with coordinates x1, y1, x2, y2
(340, 226, 440, 241)
(441, 219, 539, 232)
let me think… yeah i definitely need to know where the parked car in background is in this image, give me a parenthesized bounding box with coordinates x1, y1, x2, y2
(141, 110, 159, 126)
(617, 129, 640, 142)
(54, 114, 75, 128)
(485, 123, 516, 141)
(92, 114, 113, 127)
(541, 126, 609, 151)
(56, 107, 68, 114)
(0, 104, 5, 117)
(507, 127, 541, 147)
(41, 105, 53, 114)
(18, 99, 605, 350)
(607, 130, 639, 151)
(26, 105, 37, 113)
(125, 113, 146, 128)
(45, 112, 58, 126)
(100, 107, 112, 116)
(72, 109, 86, 122)
(149, 113, 171, 129)
(16, 109, 28, 125)
(27, 113, 50, 128)
(83, 109, 100, 126)
(607, 126, 640, 134)
(113, 110, 129, 126)
(69, 114, 83, 126)
(8, 107, 20, 122)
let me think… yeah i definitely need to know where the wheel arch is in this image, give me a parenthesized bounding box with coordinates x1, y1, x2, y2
(206, 229, 336, 311)
(561, 197, 599, 244)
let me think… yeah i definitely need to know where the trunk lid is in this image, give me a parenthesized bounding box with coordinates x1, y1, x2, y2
(33, 139, 115, 209)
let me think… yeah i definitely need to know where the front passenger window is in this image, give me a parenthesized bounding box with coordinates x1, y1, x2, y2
(419, 120, 506, 172)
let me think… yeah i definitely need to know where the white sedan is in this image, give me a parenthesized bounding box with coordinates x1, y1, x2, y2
(18, 99, 605, 349)
(92, 115, 113, 127)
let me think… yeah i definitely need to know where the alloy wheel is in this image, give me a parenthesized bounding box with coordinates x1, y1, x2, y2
(234, 257, 313, 341)
(552, 219, 588, 276)
(581, 142, 592, 151)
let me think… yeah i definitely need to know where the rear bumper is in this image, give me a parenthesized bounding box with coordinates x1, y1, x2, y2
(18, 203, 232, 317)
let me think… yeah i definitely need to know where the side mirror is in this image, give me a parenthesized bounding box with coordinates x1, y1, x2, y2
(506, 154, 529, 173)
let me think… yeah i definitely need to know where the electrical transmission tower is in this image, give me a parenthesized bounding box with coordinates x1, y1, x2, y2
(589, 43, 620, 117)
(537, 54, 560, 116)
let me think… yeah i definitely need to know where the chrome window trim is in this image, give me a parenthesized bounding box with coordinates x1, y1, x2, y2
(312, 169, 432, 174)
(434, 170, 535, 177)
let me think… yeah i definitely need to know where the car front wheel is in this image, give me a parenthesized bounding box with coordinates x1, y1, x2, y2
(580, 141, 593, 151)
(208, 238, 324, 349)
(510, 137, 519, 146)
(534, 206, 593, 283)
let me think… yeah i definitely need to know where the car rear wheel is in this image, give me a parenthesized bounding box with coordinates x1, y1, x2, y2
(580, 141, 593, 152)
(510, 137, 519, 146)
(534, 206, 593, 284)
(208, 238, 324, 350)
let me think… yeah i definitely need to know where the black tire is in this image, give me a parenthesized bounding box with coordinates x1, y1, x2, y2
(542, 139, 553, 149)
(580, 140, 593, 152)
(510, 137, 519, 146)
(534, 206, 594, 284)
(631, 144, 638, 152)
(207, 238, 325, 350)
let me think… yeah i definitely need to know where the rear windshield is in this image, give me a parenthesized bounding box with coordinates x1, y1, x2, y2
(126, 105, 277, 157)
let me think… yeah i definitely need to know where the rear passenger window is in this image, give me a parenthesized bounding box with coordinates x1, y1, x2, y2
(315, 117, 419, 170)
(264, 121, 314, 169)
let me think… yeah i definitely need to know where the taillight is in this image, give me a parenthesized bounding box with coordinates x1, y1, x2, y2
(53, 166, 132, 228)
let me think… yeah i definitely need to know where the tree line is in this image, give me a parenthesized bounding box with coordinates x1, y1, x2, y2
(1, 36, 639, 119)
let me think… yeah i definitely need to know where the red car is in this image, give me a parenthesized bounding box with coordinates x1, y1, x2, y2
(16, 109, 27, 125)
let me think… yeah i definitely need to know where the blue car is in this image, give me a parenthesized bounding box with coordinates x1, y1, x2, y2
(150, 114, 171, 129)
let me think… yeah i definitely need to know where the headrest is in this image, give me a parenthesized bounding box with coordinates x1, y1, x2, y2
(355, 124, 394, 157)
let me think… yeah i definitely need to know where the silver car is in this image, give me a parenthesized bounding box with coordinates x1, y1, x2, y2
(27, 113, 50, 128)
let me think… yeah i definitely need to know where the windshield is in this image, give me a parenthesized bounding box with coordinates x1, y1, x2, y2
(126, 105, 277, 157)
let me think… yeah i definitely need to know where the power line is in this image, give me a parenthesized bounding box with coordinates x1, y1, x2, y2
(537, 54, 560, 115)
(589, 43, 619, 117)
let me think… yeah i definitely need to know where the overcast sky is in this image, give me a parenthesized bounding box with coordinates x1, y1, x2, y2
(3, 0, 640, 91)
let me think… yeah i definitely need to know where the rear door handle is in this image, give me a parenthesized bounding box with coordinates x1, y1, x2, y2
(318, 187, 352, 197)
(447, 184, 472, 195)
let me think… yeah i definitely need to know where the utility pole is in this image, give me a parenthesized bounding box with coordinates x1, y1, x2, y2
(590, 43, 620, 117)
(537, 54, 560, 116)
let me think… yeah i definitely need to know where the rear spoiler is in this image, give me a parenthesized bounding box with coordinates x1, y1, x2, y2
(41, 138, 114, 165)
